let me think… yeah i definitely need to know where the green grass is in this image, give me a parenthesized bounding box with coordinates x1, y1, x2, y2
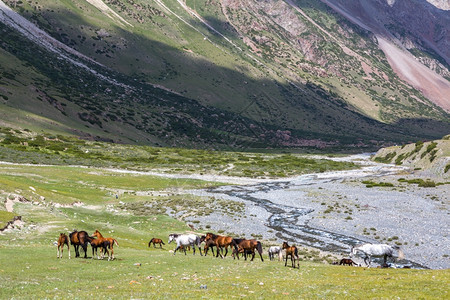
(0, 128, 359, 178)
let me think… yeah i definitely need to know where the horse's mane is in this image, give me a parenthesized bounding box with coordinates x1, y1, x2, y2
(207, 232, 218, 239)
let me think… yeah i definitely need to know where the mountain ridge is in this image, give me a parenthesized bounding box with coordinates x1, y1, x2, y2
(0, 0, 448, 150)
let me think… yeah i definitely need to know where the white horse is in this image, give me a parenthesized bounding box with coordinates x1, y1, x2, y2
(168, 233, 203, 256)
(268, 246, 283, 261)
(351, 243, 404, 267)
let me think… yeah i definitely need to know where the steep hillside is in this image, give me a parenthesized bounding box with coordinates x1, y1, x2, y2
(324, 0, 450, 110)
(0, 0, 449, 150)
(373, 135, 450, 177)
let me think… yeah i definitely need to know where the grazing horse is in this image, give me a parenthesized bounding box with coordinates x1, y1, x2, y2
(205, 233, 237, 258)
(93, 230, 119, 261)
(351, 243, 404, 267)
(69, 230, 92, 258)
(148, 238, 165, 248)
(339, 258, 358, 266)
(168, 233, 203, 256)
(235, 239, 264, 262)
(57, 233, 71, 259)
(282, 242, 299, 268)
(268, 246, 282, 261)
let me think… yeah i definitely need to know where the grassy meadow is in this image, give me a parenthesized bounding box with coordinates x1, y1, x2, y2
(0, 132, 448, 298)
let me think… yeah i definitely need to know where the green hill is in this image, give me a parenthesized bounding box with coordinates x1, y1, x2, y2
(373, 135, 450, 177)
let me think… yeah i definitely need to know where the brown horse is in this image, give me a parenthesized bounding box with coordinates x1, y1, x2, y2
(202, 236, 217, 256)
(282, 242, 299, 268)
(205, 233, 237, 258)
(93, 230, 119, 260)
(339, 258, 359, 266)
(57, 233, 71, 259)
(148, 238, 165, 248)
(69, 230, 92, 258)
(90, 238, 111, 260)
(235, 239, 264, 262)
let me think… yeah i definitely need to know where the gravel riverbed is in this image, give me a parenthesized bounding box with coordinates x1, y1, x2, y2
(184, 155, 449, 269)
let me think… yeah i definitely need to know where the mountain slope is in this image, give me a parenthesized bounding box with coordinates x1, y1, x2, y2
(0, 0, 449, 150)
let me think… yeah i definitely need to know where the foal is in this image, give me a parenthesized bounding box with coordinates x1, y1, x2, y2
(282, 241, 299, 268)
(57, 233, 71, 259)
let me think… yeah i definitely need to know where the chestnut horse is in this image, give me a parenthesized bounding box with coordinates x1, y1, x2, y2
(148, 238, 165, 248)
(93, 230, 119, 260)
(282, 242, 299, 268)
(235, 239, 264, 262)
(69, 230, 91, 258)
(205, 233, 237, 258)
(57, 233, 71, 259)
(90, 238, 111, 260)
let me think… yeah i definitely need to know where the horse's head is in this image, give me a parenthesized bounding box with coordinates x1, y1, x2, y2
(282, 241, 289, 249)
(168, 234, 178, 244)
(205, 232, 214, 241)
(200, 235, 206, 243)
(92, 230, 100, 238)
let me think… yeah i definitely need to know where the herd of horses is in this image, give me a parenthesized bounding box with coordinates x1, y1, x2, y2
(57, 230, 404, 268)
(57, 230, 119, 261)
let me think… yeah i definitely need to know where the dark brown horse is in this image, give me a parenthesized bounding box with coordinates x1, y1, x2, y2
(339, 258, 359, 266)
(235, 239, 264, 262)
(69, 230, 92, 258)
(93, 230, 118, 260)
(205, 233, 237, 258)
(148, 238, 165, 248)
(282, 242, 299, 268)
(90, 238, 111, 260)
(202, 236, 217, 256)
(57, 233, 70, 259)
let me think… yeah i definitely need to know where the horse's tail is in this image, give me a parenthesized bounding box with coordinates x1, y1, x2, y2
(294, 246, 298, 258)
(161, 240, 165, 245)
(393, 245, 404, 260)
(256, 241, 263, 255)
(113, 239, 119, 247)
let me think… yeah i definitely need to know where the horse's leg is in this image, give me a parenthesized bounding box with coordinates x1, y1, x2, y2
(285, 254, 288, 267)
(57, 245, 60, 258)
(74, 244, 79, 257)
(83, 243, 88, 258)
(259, 250, 264, 262)
(224, 246, 228, 258)
(110, 245, 114, 260)
(365, 255, 371, 267)
(251, 251, 255, 261)
(173, 246, 179, 255)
